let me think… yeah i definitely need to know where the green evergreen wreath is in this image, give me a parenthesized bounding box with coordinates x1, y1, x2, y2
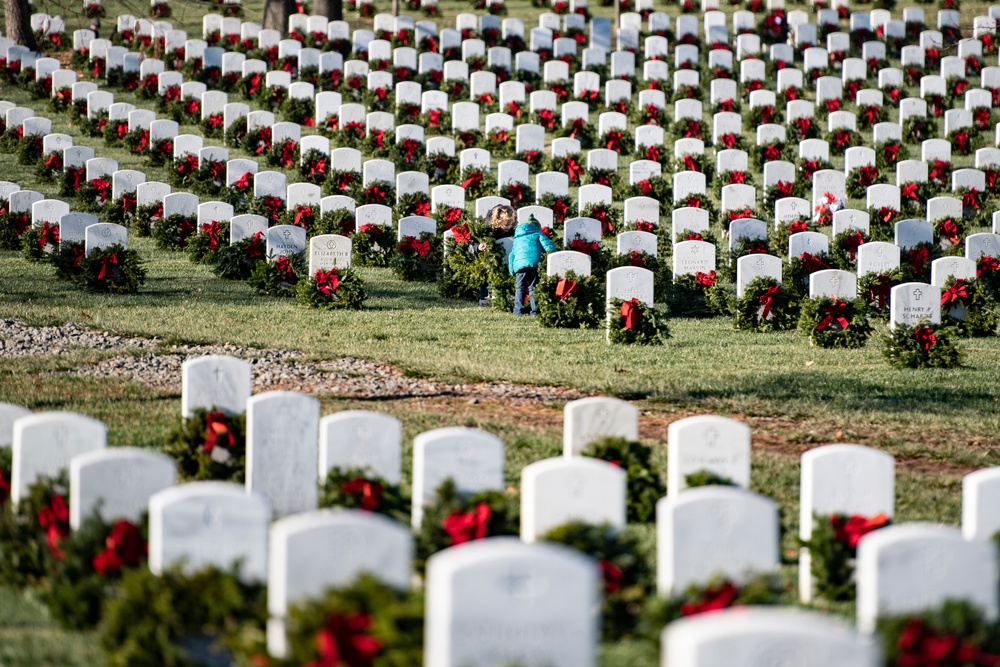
(64, 244, 146, 294)
(282, 95, 315, 126)
(51, 241, 87, 281)
(130, 203, 163, 237)
(0, 471, 67, 587)
(438, 224, 503, 300)
(153, 214, 197, 251)
(311, 209, 356, 237)
(640, 574, 783, 632)
(42, 513, 149, 629)
(295, 267, 366, 310)
(298, 149, 330, 185)
(877, 601, 1000, 667)
(733, 277, 799, 331)
(666, 273, 732, 317)
(608, 298, 671, 345)
(20, 224, 59, 262)
(317, 466, 409, 523)
(214, 233, 266, 280)
(798, 296, 874, 348)
(627, 176, 672, 202)
(882, 321, 963, 369)
(164, 408, 247, 482)
(248, 252, 306, 297)
(535, 270, 604, 329)
(800, 511, 890, 601)
(352, 224, 394, 267)
(323, 169, 361, 199)
(414, 479, 520, 573)
(275, 575, 423, 667)
(941, 277, 999, 337)
(858, 270, 902, 318)
(391, 232, 441, 281)
(582, 437, 665, 523)
(0, 210, 31, 250)
(543, 522, 653, 640)
(830, 228, 869, 270)
(99, 565, 266, 667)
(684, 470, 737, 488)
(394, 191, 432, 219)
(16, 133, 43, 165)
(187, 221, 230, 265)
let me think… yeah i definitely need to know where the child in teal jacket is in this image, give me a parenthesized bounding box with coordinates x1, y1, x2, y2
(507, 215, 559, 315)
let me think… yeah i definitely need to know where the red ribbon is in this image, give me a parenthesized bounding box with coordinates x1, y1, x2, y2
(604, 130, 623, 151)
(314, 268, 340, 295)
(235, 172, 253, 190)
(279, 140, 295, 167)
(843, 231, 865, 261)
(461, 171, 483, 190)
(451, 224, 471, 244)
(312, 612, 383, 667)
(680, 581, 739, 617)
(909, 246, 930, 275)
(92, 178, 111, 203)
(620, 298, 641, 329)
(122, 193, 136, 215)
(37, 495, 70, 560)
(555, 278, 578, 301)
(38, 221, 60, 248)
(202, 222, 222, 250)
(92, 520, 145, 575)
(830, 513, 890, 549)
(340, 477, 382, 510)
(869, 275, 892, 310)
(371, 129, 385, 148)
(816, 299, 850, 331)
(399, 236, 431, 257)
(897, 618, 1000, 667)
(800, 252, 830, 274)
(942, 280, 968, 306)
(275, 255, 294, 277)
(203, 411, 234, 453)
(443, 502, 491, 545)
(759, 285, 781, 319)
(294, 206, 313, 230)
(570, 239, 599, 254)
(97, 253, 119, 280)
(44, 152, 62, 171)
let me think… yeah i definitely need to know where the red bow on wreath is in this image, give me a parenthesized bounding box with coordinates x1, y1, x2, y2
(816, 299, 850, 331)
(442, 502, 491, 545)
(555, 278, 578, 301)
(570, 239, 599, 254)
(620, 298, 641, 329)
(695, 271, 716, 288)
(800, 252, 829, 273)
(758, 285, 781, 320)
(294, 206, 313, 230)
(896, 618, 1000, 667)
(962, 189, 981, 210)
(942, 280, 968, 305)
(869, 275, 892, 310)
(399, 236, 431, 257)
(901, 182, 921, 201)
(44, 152, 62, 171)
(909, 246, 930, 275)
(38, 221, 60, 248)
(604, 130, 624, 151)
(122, 193, 137, 215)
(935, 218, 959, 247)
(564, 158, 583, 184)
(309, 159, 327, 178)
(235, 172, 253, 190)
(461, 171, 483, 190)
(830, 513, 890, 548)
(913, 326, 938, 351)
(275, 255, 294, 277)
(92, 178, 111, 203)
(645, 145, 660, 163)
(370, 129, 385, 148)
(451, 224, 471, 244)
(680, 581, 739, 617)
(96, 253, 118, 280)
(310, 613, 383, 667)
(599, 560, 624, 594)
(314, 268, 340, 295)
(37, 495, 70, 560)
(92, 520, 145, 575)
(202, 221, 222, 250)
(340, 478, 382, 511)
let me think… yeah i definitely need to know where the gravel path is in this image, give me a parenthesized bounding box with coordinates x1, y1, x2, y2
(0, 319, 583, 403)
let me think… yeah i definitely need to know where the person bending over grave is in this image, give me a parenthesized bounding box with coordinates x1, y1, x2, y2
(508, 214, 558, 316)
(477, 204, 517, 306)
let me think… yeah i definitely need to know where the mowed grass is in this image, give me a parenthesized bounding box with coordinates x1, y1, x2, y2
(0, 0, 999, 663)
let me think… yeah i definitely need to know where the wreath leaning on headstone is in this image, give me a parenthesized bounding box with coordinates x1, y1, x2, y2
(0, 471, 69, 587)
(733, 277, 799, 332)
(248, 252, 306, 297)
(295, 266, 366, 310)
(799, 511, 890, 602)
(582, 437, 665, 523)
(317, 466, 409, 523)
(798, 296, 874, 348)
(414, 479, 520, 574)
(882, 321, 963, 369)
(272, 575, 424, 667)
(56, 243, 146, 294)
(542, 522, 653, 641)
(940, 277, 999, 337)
(877, 601, 1000, 667)
(391, 232, 442, 282)
(163, 407, 247, 482)
(535, 270, 604, 329)
(665, 272, 732, 317)
(640, 574, 784, 633)
(608, 298, 672, 345)
(42, 512, 149, 630)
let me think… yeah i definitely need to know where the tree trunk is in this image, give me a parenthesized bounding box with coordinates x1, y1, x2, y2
(312, 0, 342, 20)
(5, 0, 37, 50)
(262, 0, 296, 32)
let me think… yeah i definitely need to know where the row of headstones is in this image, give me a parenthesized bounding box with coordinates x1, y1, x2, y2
(5, 385, 1000, 663)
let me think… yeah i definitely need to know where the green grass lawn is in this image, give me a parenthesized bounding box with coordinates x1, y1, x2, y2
(1, 0, 999, 663)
